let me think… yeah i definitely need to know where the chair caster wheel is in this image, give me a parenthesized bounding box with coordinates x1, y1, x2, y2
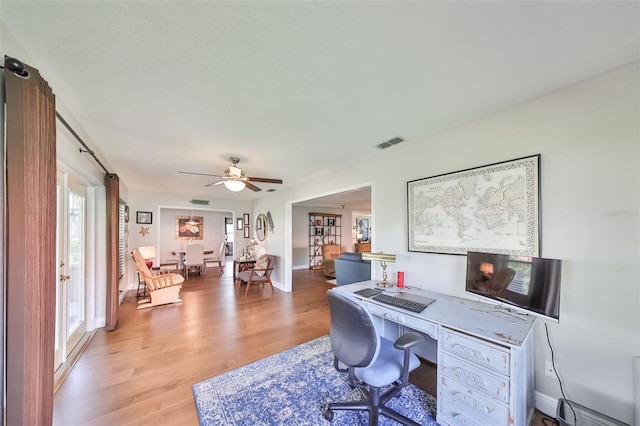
(323, 409, 334, 421)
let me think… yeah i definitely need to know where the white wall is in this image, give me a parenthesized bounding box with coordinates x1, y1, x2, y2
(253, 63, 639, 422)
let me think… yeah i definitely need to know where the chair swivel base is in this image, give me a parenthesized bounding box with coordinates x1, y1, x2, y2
(323, 385, 421, 426)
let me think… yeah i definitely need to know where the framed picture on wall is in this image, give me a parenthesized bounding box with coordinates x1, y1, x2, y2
(175, 215, 204, 240)
(237, 218, 243, 230)
(407, 154, 540, 256)
(136, 211, 152, 224)
(243, 226, 250, 238)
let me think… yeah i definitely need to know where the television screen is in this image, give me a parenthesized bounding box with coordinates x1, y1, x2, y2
(465, 251, 562, 321)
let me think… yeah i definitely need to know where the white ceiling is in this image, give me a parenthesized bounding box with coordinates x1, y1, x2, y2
(2, 1, 638, 204)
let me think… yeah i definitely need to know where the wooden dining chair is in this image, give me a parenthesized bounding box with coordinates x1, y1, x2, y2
(184, 243, 205, 279)
(204, 241, 225, 275)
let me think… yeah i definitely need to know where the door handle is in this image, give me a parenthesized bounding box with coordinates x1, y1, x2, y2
(60, 274, 70, 282)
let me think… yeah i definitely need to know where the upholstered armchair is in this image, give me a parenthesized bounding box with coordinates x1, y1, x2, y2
(321, 243, 341, 279)
(235, 254, 275, 296)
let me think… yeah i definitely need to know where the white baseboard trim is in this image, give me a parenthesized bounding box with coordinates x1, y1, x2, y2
(292, 265, 308, 270)
(535, 391, 558, 418)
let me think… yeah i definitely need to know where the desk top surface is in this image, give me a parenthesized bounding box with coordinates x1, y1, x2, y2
(334, 281, 536, 348)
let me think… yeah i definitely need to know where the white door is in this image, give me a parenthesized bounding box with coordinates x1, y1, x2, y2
(54, 172, 87, 370)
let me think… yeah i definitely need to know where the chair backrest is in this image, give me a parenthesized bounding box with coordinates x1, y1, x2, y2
(219, 241, 225, 259)
(132, 249, 152, 277)
(185, 243, 204, 266)
(322, 243, 341, 260)
(327, 290, 380, 368)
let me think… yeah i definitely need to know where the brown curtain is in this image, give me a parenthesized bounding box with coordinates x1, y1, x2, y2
(5, 58, 57, 425)
(105, 174, 120, 330)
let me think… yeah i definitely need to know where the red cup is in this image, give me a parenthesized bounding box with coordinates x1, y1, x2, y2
(397, 271, 404, 288)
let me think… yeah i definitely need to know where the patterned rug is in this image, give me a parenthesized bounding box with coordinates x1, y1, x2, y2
(192, 335, 438, 425)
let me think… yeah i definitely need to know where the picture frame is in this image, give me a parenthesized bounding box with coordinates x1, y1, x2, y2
(136, 211, 152, 224)
(328, 218, 335, 226)
(237, 218, 243, 230)
(243, 213, 250, 224)
(175, 215, 204, 240)
(407, 154, 540, 256)
(315, 227, 323, 236)
(243, 226, 250, 238)
(355, 217, 369, 242)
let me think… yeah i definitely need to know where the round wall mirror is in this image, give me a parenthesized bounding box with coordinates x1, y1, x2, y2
(256, 214, 268, 241)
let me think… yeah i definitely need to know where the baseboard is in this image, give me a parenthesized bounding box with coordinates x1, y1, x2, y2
(292, 265, 308, 270)
(535, 391, 559, 418)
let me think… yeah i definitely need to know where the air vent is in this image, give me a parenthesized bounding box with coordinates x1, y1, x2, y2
(189, 199, 210, 205)
(376, 137, 405, 150)
(266, 189, 276, 192)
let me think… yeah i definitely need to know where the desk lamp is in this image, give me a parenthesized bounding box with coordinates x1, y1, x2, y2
(361, 251, 396, 287)
(138, 246, 157, 269)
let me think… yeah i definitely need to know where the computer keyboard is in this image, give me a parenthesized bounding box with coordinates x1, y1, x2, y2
(372, 293, 429, 313)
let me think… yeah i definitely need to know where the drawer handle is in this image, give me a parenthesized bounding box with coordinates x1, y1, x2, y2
(383, 313, 405, 323)
(452, 344, 489, 362)
(454, 413, 479, 426)
(453, 367, 486, 388)
(454, 392, 490, 413)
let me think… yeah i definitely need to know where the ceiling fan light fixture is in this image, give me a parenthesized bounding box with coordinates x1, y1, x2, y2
(224, 178, 246, 192)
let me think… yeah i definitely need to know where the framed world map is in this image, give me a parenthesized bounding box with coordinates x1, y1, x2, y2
(407, 155, 540, 256)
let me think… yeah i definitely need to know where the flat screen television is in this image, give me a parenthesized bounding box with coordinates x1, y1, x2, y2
(465, 251, 562, 321)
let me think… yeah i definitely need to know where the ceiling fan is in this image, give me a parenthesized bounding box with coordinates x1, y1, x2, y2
(179, 157, 283, 192)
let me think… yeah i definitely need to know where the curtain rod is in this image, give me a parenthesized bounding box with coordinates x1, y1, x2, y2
(55, 112, 115, 179)
(3, 56, 115, 179)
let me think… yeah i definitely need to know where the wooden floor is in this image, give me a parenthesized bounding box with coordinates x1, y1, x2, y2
(53, 264, 551, 425)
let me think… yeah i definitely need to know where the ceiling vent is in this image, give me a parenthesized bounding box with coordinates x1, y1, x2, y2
(189, 199, 210, 205)
(376, 137, 405, 150)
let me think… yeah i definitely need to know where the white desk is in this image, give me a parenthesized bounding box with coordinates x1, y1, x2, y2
(333, 281, 536, 426)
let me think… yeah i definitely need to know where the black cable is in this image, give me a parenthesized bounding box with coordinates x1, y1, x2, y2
(545, 322, 577, 424)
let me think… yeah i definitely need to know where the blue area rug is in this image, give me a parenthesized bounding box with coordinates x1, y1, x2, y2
(192, 335, 438, 425)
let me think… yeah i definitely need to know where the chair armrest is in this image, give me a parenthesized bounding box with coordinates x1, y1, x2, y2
(394, 332, 424, 387)
(394, 332, 424, 351)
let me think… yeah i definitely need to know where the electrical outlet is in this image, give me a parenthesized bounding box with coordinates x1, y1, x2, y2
(545, 360, 557, 379)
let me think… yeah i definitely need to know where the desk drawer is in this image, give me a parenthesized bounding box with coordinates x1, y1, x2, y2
(439, 375, 509, 425)
(441, 328, 509, 375)
(365, 301, 437, 338)
(440, 352, 509, 403)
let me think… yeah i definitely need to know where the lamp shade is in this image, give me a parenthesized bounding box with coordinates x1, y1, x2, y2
(361, 252, 396, 263)
(479, 262, 494, 274)
(138, 246, 157, 260)
(223, 178, 246, 192)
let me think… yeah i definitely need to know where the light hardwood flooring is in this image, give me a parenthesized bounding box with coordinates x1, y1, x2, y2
(53, 263, 552, 425)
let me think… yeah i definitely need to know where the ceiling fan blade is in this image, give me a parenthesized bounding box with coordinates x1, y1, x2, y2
(205, 180, 225, 187)
(179, 171, 223, 178)
(247, 177, 283, 184)
(245, 181, 262, 192)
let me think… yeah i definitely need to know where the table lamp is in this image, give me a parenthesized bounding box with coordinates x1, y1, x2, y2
(361, 251, 396, 287)
(138, 246, 157, 269)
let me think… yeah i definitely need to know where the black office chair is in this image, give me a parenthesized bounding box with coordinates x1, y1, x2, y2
(324, 290, 424, 426)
